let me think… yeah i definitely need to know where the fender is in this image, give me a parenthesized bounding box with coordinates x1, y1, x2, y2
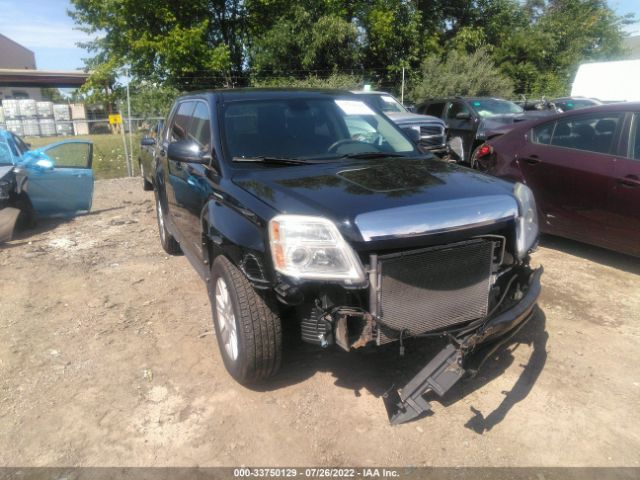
(201, 198, 273, 288)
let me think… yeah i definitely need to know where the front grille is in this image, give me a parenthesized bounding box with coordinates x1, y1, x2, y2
(376, 239, 495, 343)
(419, 124, 446, 148)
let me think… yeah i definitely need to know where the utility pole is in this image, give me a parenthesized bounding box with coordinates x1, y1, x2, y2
(124, 67, 134, 177)
(118, 100, 131, 177)
(401, 66, 405, 105)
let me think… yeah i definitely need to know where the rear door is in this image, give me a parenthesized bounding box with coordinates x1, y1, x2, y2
(607, 112, 640, 256)
(24, 140, 94, 217)
(518, 113, 622, 242)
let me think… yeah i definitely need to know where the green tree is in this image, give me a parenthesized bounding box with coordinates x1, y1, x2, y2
(409, 48, 514, 101)
(248, 1, 360, 78)
(69, 0, 243, 89)
(251, 73, 367, 90)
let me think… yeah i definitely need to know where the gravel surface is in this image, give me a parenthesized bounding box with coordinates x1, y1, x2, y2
(0, 177, 639, 467)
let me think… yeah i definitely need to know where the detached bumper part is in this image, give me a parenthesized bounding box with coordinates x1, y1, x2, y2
(383, 267, 542, 425)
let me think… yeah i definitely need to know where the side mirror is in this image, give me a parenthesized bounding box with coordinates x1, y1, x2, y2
(141, 136, 156, 146)
(405, 104, 417, 113)
(34, 158, 54, 171)
(401, 127, 421, 144)
(167, 140, 211, 164)
(455, 112, 471, 120)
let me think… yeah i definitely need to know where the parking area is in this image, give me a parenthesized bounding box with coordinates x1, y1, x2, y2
(1, 177, 639, 467)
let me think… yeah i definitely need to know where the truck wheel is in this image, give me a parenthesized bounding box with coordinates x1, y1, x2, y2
(155, 193, 181, 255)
(140, 162, 153, 191)
(209, 256, 282, 384)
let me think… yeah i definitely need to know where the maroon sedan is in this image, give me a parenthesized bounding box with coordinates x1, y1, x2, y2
(474, 102, 640, 257)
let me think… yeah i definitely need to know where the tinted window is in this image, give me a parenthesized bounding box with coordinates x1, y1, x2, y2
(188, 102, 211, 148)
(632, 114, 640, 160)
(425, 102, 445, 117)
(551, 114, 622, 154)
(531, 122, 555, 145)
(170, 102, 195, 142)
(446, 102, 471, 119)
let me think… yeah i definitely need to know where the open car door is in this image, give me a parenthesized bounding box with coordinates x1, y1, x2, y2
(22, 140, 94, 217)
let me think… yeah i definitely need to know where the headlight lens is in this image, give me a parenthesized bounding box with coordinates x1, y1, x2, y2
(513, 182, 539, 258)
(269, 215, 365, 283)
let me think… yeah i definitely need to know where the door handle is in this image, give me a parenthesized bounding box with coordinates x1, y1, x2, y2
(523, 155, 540, 165)
(617, 175, 640, 188)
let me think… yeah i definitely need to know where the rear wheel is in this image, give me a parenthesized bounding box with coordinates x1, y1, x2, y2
(155, 193, 181, 255)
(209, 256, 282, 384)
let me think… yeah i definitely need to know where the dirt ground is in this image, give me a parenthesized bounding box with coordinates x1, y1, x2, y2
(1, 177, 639, 467)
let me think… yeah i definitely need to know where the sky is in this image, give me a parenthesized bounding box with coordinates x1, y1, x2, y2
(0, 0, 638, 73)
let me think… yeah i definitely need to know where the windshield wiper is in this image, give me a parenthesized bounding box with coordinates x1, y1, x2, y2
(339, 152, 408, 159)
(232, 156, 311, 165)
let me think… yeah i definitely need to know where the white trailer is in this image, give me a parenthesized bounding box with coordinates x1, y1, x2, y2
(571, 59, 640, 102)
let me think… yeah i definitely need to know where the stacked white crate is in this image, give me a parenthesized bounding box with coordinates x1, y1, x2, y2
(36, 101, 54, 118)
(37, 101, 56, 136)
(6, 119, 24, 136)
(18, 99, 37, 119)
(18, 99, 39, 136)
(2, 100, 20, 120)
(0, 106, 5, 130)
(53, 104, 73, 136)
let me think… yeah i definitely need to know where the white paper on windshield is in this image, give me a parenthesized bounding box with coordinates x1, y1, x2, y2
(380, 96, 396, 103)
(335, 100, 375, 116)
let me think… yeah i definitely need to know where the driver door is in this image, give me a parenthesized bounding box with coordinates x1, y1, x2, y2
(25, 140, 94, 217)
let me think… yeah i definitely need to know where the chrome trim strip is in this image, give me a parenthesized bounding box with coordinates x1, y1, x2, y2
(355, 195, 518, 241)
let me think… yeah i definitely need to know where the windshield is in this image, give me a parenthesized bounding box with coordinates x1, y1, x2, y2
(470, 99, 524, 117)
(358, 94, 407, 113)
(222, 97, 416, 161)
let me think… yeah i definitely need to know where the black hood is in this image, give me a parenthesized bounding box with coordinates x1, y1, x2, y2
(233, 157, 518, 244)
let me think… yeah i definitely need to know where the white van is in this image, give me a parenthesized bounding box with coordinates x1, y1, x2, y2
(571, 59, 640, 102)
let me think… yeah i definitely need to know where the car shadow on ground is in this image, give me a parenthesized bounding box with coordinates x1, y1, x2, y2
(254, 306, 547, 428)
(540, 234, 640, 275)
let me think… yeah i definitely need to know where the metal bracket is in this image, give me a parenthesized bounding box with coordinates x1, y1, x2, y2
(383, 343, 465, 425)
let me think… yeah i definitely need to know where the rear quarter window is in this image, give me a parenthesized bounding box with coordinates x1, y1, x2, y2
(531, 122, 555, 145)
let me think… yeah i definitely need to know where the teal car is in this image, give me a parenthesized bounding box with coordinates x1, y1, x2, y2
(0, 129, 93, 240)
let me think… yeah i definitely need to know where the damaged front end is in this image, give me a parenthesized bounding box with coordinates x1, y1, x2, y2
(292, 235, 542, 425)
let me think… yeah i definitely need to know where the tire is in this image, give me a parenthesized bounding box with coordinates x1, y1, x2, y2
(140, 162, 153, 191)
(155, 192, 181, 255)
(209, 255, 282, 384)
(470, 146, 482, 170)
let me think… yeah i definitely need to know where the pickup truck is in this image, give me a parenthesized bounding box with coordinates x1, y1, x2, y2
(151, 89, 542, 424)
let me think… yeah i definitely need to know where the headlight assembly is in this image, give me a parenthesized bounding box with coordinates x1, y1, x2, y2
(513, 182, 539, 258)
(269, 215, 365, 283)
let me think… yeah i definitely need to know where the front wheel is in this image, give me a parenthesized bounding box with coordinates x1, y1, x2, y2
(209, 256, 282, 384)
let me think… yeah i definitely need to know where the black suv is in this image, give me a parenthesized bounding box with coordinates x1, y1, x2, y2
(418, 97, 552, 164)
(152, 89, 542, 424)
